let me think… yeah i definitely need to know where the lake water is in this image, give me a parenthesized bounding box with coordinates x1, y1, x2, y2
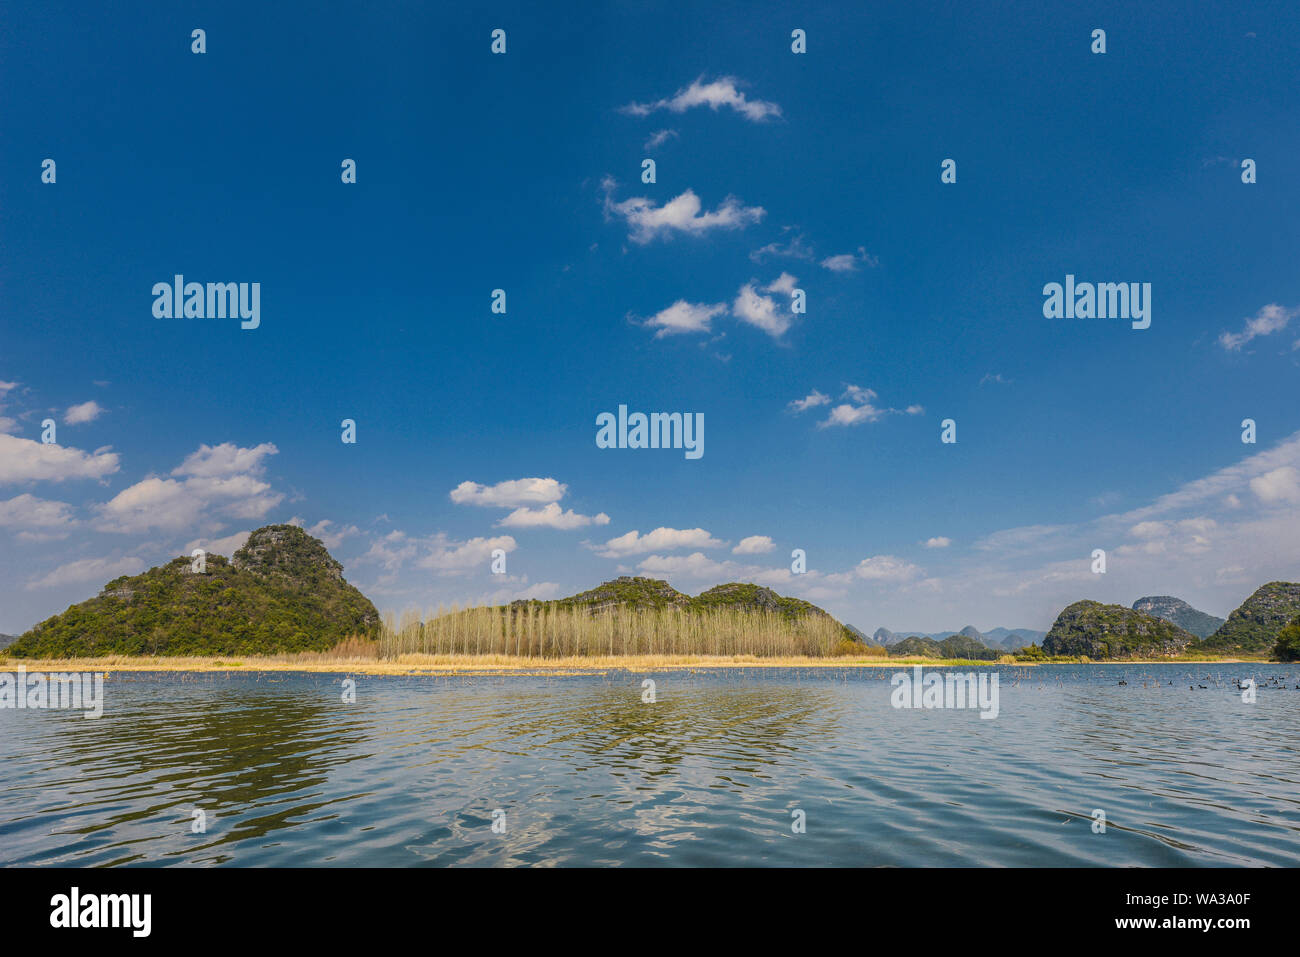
(2, 664, 1298, 867)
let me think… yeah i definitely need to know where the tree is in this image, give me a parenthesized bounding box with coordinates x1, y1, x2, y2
(1273, 615, 1300, 662)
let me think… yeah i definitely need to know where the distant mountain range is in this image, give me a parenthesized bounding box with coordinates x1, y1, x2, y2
(865, 625, 1045, 653)
(0, 634, 17, 650)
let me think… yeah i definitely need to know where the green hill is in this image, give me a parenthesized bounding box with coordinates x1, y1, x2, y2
(1042, 600, 1196, 658)
(937, 633, 1001, 660)
(1131, 596, 1224, 638)
(8, 525, 378, 658)
(1199, 582, 1300, 656)
(887, 635, 944, 657)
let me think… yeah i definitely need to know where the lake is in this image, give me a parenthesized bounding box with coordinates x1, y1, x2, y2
(2, 664, 1298, 866)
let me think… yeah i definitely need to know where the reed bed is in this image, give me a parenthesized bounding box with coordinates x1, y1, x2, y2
(377, 603, 861, 659)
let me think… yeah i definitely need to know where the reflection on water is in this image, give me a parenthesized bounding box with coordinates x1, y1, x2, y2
(2, 665, 1298, 866)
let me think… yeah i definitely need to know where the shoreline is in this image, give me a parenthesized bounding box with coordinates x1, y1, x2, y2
(0, 652, 1274, 676)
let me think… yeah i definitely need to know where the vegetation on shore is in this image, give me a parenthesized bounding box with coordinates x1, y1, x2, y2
(378, 600, 863, 659)
(1274, 615, 1300, 662)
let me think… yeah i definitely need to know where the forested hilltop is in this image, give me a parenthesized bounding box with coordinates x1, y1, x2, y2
(8, 525, 378, 657)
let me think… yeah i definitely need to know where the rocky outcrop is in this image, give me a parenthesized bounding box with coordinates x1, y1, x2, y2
(1043, 600, 1195, 658)
(1132, 596, 1224, 639)
(9, 524, 377, 657)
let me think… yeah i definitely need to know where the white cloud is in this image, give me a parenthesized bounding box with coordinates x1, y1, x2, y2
(0, 493, 77, 529)
(733, 281, 792, 338)
(63, 400, 105, 425)
(621, 76, 781, 122)
(1250, 466, 1300, 504)
(847, 555, 923, 582)
(733, 535, 775, 555)
(822, 402, 884, 427)
(764, 272, 798, 295)
(185, 529, 252, 557)
(498, 502, 611, 529)
(359, 530, 417, 573)
(916, 431, 1300, 630)
(172, 442, 278, 478)
(26, 555, 146, 591)
(640, 299, 728, 338)
(816, 385, 922, 429)
(636, 551, 735, 579)
(604, 180, 764, 244)
(0, 433, 121, 484)
(513, 582, 563, 600)
(644, 129, 678, 150)
(418, 535, 517, 575)
(596, 527, 725, 558)
(820, 247, 878, 272)
(750, 234, 815, 264)
(450, 478, 566, 508)
(1218, 303, 1297, 351)
(924, 537, 951, 548)
(0, 381, 18, 394)
(94, 442, 283, 534)
(788, 390, 831, 413)
(301, 519, 360, 550)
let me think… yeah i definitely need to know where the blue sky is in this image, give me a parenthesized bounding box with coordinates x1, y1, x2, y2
(2, 1, 1298, 636)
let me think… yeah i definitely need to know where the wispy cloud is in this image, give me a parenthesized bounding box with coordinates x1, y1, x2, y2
(637, 299, 728, 338)
(787, 390, 831, 413)
(603, 178, 764, 243)
(450, 478, 566, 508)
(594, 526, 725, 558)
(498, 503, 611, 529)
(26, 555, 146, 591)
(820, 247, 878, 272)
(621, 76, 781, 122)
(644, 128, 678, 150)
(1218, 303, 1298, 351)
(795, 384, 924, 429)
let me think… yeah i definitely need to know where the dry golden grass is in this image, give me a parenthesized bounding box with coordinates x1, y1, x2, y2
(377, 603, 866, 659)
